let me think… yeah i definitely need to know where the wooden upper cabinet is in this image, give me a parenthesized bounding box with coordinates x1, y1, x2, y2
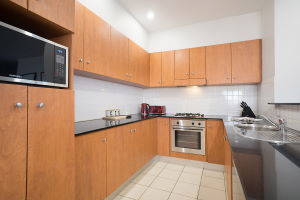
(27, 87, 74, 200)
(84, 9, 110, 75)
(162, 51, 175, 87)
(9, 0, 27, 8)
(207, 120, 225, 165)
(129, 40, 150, 86)
(231, 39, 262, 84)
(28, 0, 74, 31)
(150, 53, 162, 87)
(190, 47, 206, 79)
(175, 49, 190, 80)
(0, 83, 27, 200)
(72, 1, 85, 70)
(109, 27, 129, 80)
(75, 131, 107, 200)
(206, 43, 232, 85)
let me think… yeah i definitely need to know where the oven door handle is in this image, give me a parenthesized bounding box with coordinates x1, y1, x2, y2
(172, 128, 204, 131)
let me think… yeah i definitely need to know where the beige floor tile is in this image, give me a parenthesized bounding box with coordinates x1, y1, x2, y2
(165, 163, 185, 171)
(144, 166, 164, 176)
(183, 166, 203, 176)
(158, 169, 182, 181)
(201, 176, 225, 191)
(203, 169, 224, 179)
(150, 177, 177, 192)
(132, 173, 156, 186)
(198, 186, 226, 200)
(179, 172, 202, 185)
(140, 188, 170, 200)
(152, 161, 168, 168)
(204, 163, 224, 171)
(168, 193, 196, 200)
(113, 196, 133, 200)
(119, 183, 147, 199)
(173, 182, 199, 199)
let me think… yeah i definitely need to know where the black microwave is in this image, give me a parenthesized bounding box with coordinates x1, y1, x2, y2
(0, 21, 68, 88)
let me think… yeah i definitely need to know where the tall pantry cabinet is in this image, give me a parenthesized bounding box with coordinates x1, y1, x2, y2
(0, 83, 75, 200)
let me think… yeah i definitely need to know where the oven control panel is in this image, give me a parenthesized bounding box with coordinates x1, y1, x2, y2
(171, 119, 205, 128)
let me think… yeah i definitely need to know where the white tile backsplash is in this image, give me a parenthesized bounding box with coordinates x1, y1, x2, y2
(74, 76, 258, 122)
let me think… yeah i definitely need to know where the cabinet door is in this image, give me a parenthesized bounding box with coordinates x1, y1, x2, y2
(72, 1, 85, 70)
(84, 9, 110, 75)
(0, 83, 27, 200)
(157, 118, 170, 156)
(207, 120, 225, 165)
(224, 135, 233, 200)
(75, 131, 107, 200)
(190, 47, 206, 79)
(27, 87, 75, 200)
(28, 0, 74, 31)
(8, 0, 27, 8)
(206, 44, 232, 85)
(109, 27, 129, 80)
(150, 53, 162, 87)
(162, 51, 175, 87)
(107, 125, 134, 195)
(175, 49, 190, 80)
(231, 39, 262, 84)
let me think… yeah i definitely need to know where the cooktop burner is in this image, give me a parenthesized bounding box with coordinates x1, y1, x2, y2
(174, 113, 205, 118)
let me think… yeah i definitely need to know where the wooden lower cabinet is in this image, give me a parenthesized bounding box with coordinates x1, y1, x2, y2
(27, 87, 75, 200)
(157, 118, 170, 156)
(75, 131, 107, 200)
(206, 120, 225, 165)
(0, 83, 27, 200)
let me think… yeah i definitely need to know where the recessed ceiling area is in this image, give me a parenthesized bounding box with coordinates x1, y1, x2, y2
(118, 0, 263, 32)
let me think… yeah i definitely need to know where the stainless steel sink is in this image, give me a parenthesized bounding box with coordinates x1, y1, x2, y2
(234, 124, 280, 131)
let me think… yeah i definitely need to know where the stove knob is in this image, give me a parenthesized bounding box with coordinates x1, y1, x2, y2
(198, 122, 201, 125)
(192, 122, 195, 125)
(177, 122, 179, 125)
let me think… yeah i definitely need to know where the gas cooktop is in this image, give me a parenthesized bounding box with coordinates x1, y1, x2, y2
(174, 113, 205, 118)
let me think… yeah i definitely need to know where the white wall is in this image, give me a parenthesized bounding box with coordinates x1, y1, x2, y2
(143, 85, 258, 116)
(78, 0, 148, 49)
(74, 75, 143, 122)
(148, 12, 262, 52)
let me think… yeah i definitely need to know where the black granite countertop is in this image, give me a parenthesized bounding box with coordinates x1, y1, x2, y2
(224, 117, 300, 200)
(75, 114, 300, 199)
(75, 113, 223, 135)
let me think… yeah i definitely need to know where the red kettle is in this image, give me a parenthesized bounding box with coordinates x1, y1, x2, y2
(141, 103, 150, 115)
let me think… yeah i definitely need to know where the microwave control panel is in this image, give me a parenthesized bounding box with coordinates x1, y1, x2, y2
(54, 47, 67, 84)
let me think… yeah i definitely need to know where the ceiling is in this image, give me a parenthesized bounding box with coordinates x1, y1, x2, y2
(118, 0, 263, 32)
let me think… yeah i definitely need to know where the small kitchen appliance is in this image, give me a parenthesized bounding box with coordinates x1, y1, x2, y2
(141, 103, 150, 115)
(149, 105, 166, 115)
(171, 119, 206, 155)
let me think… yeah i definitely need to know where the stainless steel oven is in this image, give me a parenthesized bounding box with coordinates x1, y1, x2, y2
(171, 119, 205, 155)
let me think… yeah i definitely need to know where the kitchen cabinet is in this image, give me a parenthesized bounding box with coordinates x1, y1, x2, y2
(0, 84, 27, 200)
(175, 49, 190, 80)
(109, 27, 129, 80)
(157, 118, 170, 156)
(27, 87, 75, 200)
(162, 51, 175, 87)
(8, 0, 27, 8)
(231, 39, 262, 84)
(129, 40, 150, 86)
(72, 1, 85, 70)
(207, 120, 225, 165)
(190, 47, 206, 84)
(224, 132, 233, 200)
(75, 131, 107, 200)
(84, 8, 110, 75)
(28, 0, 74, 31)
(206, 43, 232, 85)
(150, 52, 162, 87)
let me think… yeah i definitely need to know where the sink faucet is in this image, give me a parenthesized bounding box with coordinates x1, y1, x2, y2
(278, 118, 287, 132)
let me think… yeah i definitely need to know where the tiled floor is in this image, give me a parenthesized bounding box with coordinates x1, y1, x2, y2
(114, 158, 227, 200)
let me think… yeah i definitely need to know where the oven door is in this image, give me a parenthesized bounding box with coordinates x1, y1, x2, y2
(171, 128, 205, 155)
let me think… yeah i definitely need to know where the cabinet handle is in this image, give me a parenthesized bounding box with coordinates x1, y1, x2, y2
(185, 73, 189, 75)
(101, 138, 107, 142)
(79, 58, 83, 63)
(125, 73, 129, 77)
(15, 102, 23, 108)
(37, 102, 45, 108)
(86, 61, 91, 64)
(133, 128, 137, 133)
(191, 72, 195, 75)
(232, 77, 236, 80)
